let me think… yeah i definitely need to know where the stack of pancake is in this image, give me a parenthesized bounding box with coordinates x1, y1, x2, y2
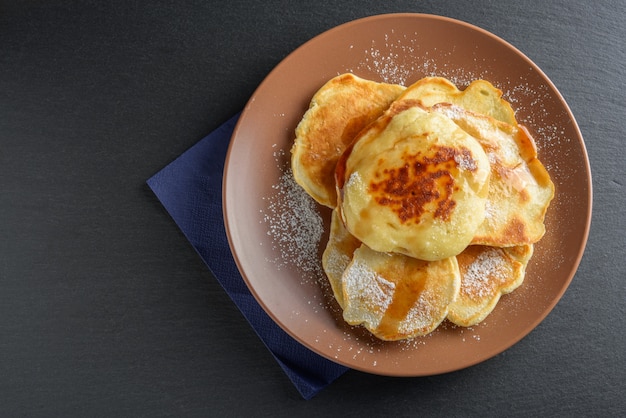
(291, 73, 554, 341)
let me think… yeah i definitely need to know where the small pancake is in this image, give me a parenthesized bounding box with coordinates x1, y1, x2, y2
(447, 244, 534, 327)
(431, 103, 555, 246)
(397, 77, 518, 126)
(322, 208, 361, 309)
(342, 245, 460, 341)
(337, 101, 491, 261)
(291, 73, 405, 208)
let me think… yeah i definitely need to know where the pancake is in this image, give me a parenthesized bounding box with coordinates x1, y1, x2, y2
(341, 245, 460, 341)
(448, 244, 534, 326)
(337, 101, 491, 261)
(397, 77, 518, 126)
(321, 208, 361, 309)
(291, 73, 405, 208)
(431, 103, 555, 246)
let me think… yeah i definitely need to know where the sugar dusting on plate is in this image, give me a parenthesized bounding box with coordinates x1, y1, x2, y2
(353, 31, 490, 87)
(261, 147, 325, 280)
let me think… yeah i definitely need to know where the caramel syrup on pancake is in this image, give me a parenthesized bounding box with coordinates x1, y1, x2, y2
(375, 260, 428, 339)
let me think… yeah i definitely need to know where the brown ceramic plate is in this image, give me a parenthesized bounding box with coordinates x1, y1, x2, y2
(223, 14, 591, 376)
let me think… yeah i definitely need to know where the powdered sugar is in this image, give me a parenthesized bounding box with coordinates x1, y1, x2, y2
(454, 150, 479, 172)
(342, 255, 395, 328)
(356, 31, 417, 85)
(462, 248, 507, 298)
(399, 292, 438, 334)
(261, 148, 325, 283)
(354, 32, 488, 87)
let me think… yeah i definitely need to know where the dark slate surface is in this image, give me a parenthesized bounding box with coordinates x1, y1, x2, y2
(1, 0, 624, 416)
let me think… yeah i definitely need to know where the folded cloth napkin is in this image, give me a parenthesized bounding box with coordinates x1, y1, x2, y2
(147, 113, 348, 399)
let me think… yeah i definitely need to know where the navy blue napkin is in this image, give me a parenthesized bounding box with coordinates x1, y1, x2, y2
(147, 113, 348, 399)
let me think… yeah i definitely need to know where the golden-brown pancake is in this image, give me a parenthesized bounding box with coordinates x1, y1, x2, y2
(341, 245, 460, 341)
(321, 208, 361, 309)
(291, 73, 405, 208)
(431, 103, 554, 246)
(447, 244, 534, 326)
(397, 77, 518, 126)
(337, 101, 491, 261)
